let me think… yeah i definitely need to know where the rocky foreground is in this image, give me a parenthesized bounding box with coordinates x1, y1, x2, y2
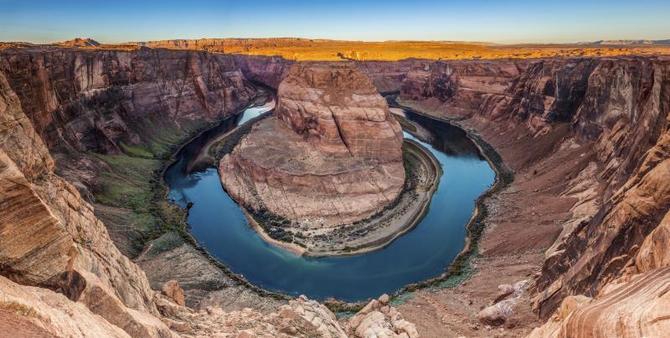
(220, 63, 405, 230)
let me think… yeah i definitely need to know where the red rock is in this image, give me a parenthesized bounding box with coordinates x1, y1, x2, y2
(162, 280, 185, 306)
(220, 63, 404, 227)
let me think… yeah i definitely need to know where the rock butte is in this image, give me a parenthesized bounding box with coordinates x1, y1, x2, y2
(0, 38, 668, 337)
(220, 63, 405, 228)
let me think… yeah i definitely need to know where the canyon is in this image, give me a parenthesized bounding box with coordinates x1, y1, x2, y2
(218, 63, 438, 255)
(0, 40, 668, 338)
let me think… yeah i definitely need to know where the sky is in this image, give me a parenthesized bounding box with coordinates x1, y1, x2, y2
(1, 0, 669, 44)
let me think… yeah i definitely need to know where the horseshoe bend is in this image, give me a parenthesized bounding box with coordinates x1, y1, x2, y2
(2, 7, 670, 338)
(219, 63, 446, 256)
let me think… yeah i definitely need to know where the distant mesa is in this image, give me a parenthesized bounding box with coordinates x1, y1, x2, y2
(57, 37, 100, 47)
(590, 39, 670, 45)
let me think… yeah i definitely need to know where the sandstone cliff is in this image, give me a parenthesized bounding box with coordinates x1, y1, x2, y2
(220, 63, 405, 228)
(398, 56, 670, 336)
(0, 48, 258, 259)
(0, 48, 255, 154)
(0, 49, 418, 337)
(2, 42, 669, 337)
(0, 69, 174, 336)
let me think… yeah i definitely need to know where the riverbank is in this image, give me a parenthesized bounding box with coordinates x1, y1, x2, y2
(187, 95, 275, 172)
(241, 138, 441, 257)
(308, 139, 441, 257)
(244, 209, 308, 256)
(151, 93, 510, 313)
(369, 99, 514, 294)
(390, 97, 583, 337)
(136, 93, 293, 312)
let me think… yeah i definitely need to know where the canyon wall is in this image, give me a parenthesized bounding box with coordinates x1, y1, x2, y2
(0, 48, 418, 337)
(1, 43, 669, 337)
(233, 54, 293, 89)
(399, 56, 670, 336)
(0, 68, 174, 336)
(0, 48, 258, 257)
(0, 48, 255, 155)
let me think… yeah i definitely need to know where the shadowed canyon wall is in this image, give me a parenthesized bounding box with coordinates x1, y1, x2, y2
(399, 56, 670, 336)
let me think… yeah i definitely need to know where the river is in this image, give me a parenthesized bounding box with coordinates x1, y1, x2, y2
(164, 99, 495, 302)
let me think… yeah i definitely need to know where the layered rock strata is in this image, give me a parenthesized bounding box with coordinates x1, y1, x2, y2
(0, 69, 173, 336)
(0, 48, 257, 258)
(395, 56, 670, 337)
(0, 48, 255, 155)
(0, 52, 419, 337)
(0, 48, 290, 313)
(220, 63, 405, 229)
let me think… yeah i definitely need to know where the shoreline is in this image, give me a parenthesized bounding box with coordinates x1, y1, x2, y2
(224, 137, 441, 258)
(152, 92, 512, 312)
(372, 97, 514, 297)
(243, 209, 308, 256)
(303, 140, 441, 257)
(151, 93, 293, 303)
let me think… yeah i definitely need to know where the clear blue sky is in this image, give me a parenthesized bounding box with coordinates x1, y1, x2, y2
(1, 0, 669, 43)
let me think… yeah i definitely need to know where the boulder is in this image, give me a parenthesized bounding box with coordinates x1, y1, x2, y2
(161, 280, 185, 306)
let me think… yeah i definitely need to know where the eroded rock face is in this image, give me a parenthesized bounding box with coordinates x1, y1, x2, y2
(276, 63, 403, 161)
(0, 48, 258, 258)
(346, 294, 419, 338)
(0, 70, 174, 337)
(0, 50, 420, 337)
(477, 280, 529, 327)
(528, 268, 670, 338)
(220, 63, 405, 227)
(4, 43, 669, 337)
(0, 48, 255, 155)
(162, 280, 186, 306)
(398, 56, 670, 336)
(0, 276, 131, 338)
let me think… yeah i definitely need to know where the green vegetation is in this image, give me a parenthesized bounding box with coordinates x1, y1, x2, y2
(91, 118, 212, 256)
(119, 142, 154, 159)
(390, 291, 415, 306)
(94, 153, 160, 211)
(140, 231, 186, 259)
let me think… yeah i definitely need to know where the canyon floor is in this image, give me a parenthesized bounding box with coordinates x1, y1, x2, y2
(392, 101, 585, 337)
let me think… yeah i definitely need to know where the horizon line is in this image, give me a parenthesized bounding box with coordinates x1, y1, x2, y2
(5, 36, 670, 46)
